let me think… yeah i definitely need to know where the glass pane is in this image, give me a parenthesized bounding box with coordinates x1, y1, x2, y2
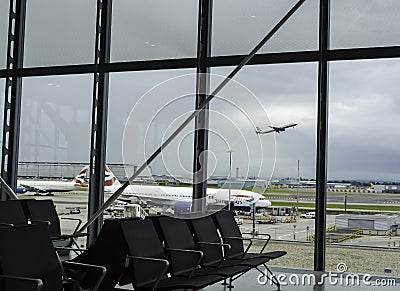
(20, 75, 92, 163)
(0, 0, 9, 69)
(108, 69, 196, 179)
(211, 63, 318, 269)
(327, 59, 400, 275)
(24, 0, 96, 67)
(18, 75, 93, 236)
(212, 0, 318, 56)
(111, 0, 198, 62)
(331, 0, 400, 49)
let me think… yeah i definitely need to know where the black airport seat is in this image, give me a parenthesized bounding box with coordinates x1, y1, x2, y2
(213, 210, 287, 290)
(24, 199, 88, 249)
(0, 224, 106, 291)
(214, 210, 287, 260)
(190, 214, 271, 267)
(0, 200, 28, 226)
(155, 216, 251, 282)
(74, 218, 139, 290)
(120, 219, 224, 290)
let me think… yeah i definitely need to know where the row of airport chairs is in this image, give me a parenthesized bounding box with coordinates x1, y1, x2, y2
(0, 201, 286, 290)
(75, 210, 286, 290)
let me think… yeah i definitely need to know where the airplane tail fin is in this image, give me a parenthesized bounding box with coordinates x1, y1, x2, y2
(74, 165, 122, 187)
(105, 165, 122, 186)
(74, 166, 89, 187)
(255, 126, 261, 133)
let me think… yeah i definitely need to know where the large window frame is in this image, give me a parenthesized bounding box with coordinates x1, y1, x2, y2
(1, 0, 400, 271)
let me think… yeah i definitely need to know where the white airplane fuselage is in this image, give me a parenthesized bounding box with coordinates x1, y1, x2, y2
(17, 179, 78, 193)
(104, 184, 271, 211)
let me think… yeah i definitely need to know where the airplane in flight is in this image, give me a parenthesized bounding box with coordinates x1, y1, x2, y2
(103, 168, 272, 212)
(17, 166, 90, 194)
(255, 122, 297, 134)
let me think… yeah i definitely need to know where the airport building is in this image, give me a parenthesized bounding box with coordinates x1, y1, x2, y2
(1, 0, 400, 290)
(335, 214, 399, 232)
(217, 179, 268, 189)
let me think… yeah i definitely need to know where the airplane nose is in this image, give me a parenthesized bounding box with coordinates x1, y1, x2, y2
(256, 199, 271, 208)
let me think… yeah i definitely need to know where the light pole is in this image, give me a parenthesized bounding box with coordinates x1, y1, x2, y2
(297, 159, 300, 212)
(227, 149, 233, 210)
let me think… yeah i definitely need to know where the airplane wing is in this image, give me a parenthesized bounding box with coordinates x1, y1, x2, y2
(281, 123, 297, 129)
(256, 128, 275, 134)
(120, 195, 151, 208)
(19, 184, 47, 193)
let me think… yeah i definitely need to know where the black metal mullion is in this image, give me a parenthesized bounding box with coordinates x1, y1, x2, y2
(192, 0, 212, 212)
(3, 46, 400, 79)
(314, 0, 330, 272)
(1, 0, 26, 200)
(87, 0, 112, 244)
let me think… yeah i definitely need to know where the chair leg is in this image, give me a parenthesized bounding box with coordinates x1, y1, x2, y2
(264, 265, 281, 291)
(227, 277, 234, 288)
(256, 265, 281, 291)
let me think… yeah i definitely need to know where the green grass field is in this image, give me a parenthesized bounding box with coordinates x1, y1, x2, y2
(271, 201, 400, 212)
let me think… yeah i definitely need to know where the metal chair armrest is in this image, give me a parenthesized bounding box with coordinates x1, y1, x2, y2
(222, 236, 253, 258)
(30, 220, 51, 228)
(56, 246, 87, 252)
(242, 232, 271, 253)
(0, 274, 43, 291)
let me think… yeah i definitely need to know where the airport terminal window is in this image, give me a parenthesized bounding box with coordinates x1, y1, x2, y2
(19, 75, 93, 164)
(326, 59, 400, 275)
(2, 0, 400, 274)
(0, 0, 9, 69)
(107, 69, 196, 179)
(24, 0, 96, 67)
(330, 0, 400, 49)
(17, 75, 93, 233)
(111, 0, 198, 62)
(211, 63, 318, 269)
(211, 0, 318, 56)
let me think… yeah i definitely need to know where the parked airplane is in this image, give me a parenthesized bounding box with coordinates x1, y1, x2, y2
(103, 169, 272, 212)
(17, 166, 90, 194)
(255, 122, 297, 134)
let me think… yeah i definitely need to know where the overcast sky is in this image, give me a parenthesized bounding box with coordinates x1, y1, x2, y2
(0, 0, 399, 182)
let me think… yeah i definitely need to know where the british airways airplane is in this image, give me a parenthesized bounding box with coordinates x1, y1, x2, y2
(102, 167, 272, 212)
(17, 166, 90, 194)
(255, 122, 297, 134)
